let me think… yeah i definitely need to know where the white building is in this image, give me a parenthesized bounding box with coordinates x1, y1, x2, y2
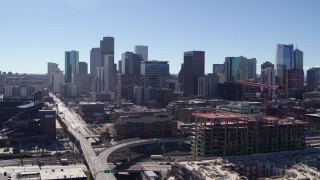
(4, 85, 36, 100)
(52, 71, 64, 93)
(134, 45, 148, 61)
(47, 62, 59, 89)
(261, 67, 276, 99)
(217, 101, 262, 117)
(103, 54, 116, 92)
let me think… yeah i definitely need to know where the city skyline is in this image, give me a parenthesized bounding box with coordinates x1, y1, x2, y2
(1, 0, 320, 74)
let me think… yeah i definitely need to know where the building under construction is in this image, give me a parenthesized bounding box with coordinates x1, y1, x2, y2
(193, 112, 306, 157)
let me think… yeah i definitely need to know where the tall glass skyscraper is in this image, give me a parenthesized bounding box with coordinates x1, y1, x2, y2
(224, 56, 256, 81)
(276, 44, 294, 85)
(140, 60, 169, 88)
(294, 49, 303, 70)
(65, 50, 79, 83)
(182, 51, 205, 97)
(307, 67, 320, 92)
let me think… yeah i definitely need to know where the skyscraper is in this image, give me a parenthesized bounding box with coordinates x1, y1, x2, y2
(182, 51, 205, 97)
(103, 54, 116, 92)
(286, 68, 304, 98)
(47, 62, 59, 89)
(294, 49, 303, 70)
(276, 44, 294, 85)
(261, 67, 276, 99)
(140, 60, 169, 88)
(118, 60, 122, 74)
(307, 67, 320, 92)
(52, 70, 64, 93)
(90, 48, 100, 78)
(224, 56, 256, 81)
(65, 50, 79, 83)
(121, 51, 143, 85)
(212, 64, 224, 74)
(198, 74, 219, 97)
(79, 61, 88, 74)
(261, 61, 274, 70)
(134, 45, 148, 61)
(100, 37, 114, 66)
(73, 73, 90, 94)
(121, 52, 143, 75)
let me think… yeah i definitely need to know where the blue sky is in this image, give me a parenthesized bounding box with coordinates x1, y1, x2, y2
(1, 0, 320, 74)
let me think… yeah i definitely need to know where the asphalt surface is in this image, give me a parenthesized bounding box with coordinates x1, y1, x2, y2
(52, 94, 116, 180)
(53, 94, 191, 180)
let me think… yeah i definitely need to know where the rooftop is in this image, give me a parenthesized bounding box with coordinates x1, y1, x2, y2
(39, 167, 86, 179)
(175, 158, 242, 179)
(117, 116, 171, 124)
(192, 112, 248, 119)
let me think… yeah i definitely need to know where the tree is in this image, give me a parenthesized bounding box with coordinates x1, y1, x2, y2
(5, 141, 11, 147)
(110, 115, 118, 123)
(166, 169, 172, 178)
(101, 129, 111, 140)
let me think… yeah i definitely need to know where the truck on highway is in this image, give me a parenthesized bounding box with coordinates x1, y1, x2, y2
(60, 158, 69, 165)
(150, 155, 164, 160)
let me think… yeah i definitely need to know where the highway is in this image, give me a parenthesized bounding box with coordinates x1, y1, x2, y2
(108, 162, 172, 173)
(52, 94, 191, 180)
(52, 94, 116, 180)
(97, 137, 190, 179)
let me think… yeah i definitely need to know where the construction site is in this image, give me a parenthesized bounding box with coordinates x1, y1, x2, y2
(192, 111, 306, 157)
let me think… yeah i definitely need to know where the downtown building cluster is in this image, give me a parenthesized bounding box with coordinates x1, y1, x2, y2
(43, 40, 320, 104)
(3, 37, 320, 179)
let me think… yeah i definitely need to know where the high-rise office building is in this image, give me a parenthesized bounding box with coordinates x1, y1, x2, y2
(134, 45, 148, 61)
(90, 78, 103, 93)
(90, 48, 101, 78)
(47, 62, 59, 89)
(261, 61, 274, 70)
(121, 52, 143, 76)
(73, 73, 90, 94)
(276, 44, 294, 85)
(307, 68, 320, 92)
(140, 60, 170, 88)
(118, 60, 122, 74)
(212, 64, 224, 74)
(198, 74, 219, 97)
(65, 50, 79, 83)
(103, 54, 116, 92)
(116, 74, 134, 101)
(100, 37, 114, 66)
(52, 70, 64, 93)
(286, 68, 304, 98)
(59, 83, 80, 98)
(0, 74, 4, 87)
(121, 51, 143, 85)
(294, 49, 303, 70)
(261, 67, 276, 99)
(224, 56, 256, 81)
(79, 61, 88, 74)
(96, 67, 104, 80)
(182, 51, 205, 97)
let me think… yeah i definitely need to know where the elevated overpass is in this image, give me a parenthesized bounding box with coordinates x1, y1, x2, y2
(84, 134, 101, 138)
(94, 137, 191, 179)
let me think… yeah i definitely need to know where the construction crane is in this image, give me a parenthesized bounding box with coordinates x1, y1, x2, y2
(235, 80, 282, 118)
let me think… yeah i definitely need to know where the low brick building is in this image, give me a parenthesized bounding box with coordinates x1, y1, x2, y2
(114, 115, 177, 140)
